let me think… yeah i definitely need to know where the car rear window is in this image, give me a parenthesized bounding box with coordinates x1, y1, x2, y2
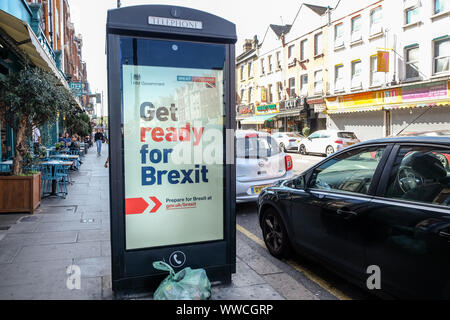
(338, 132, 357, 139)
(287, 133, 301, 138)
(236, 136, 280, 158)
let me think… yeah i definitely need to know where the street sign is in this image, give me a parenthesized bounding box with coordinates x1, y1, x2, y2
(107, 5, 237, 294)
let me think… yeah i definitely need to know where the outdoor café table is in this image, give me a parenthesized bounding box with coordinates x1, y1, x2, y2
(40, 160, 73, 197)
(50, 154, 80, 170)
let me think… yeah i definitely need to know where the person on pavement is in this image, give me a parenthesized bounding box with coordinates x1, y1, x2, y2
(32, 126, 41, 155)
(94, 129, 104, 157)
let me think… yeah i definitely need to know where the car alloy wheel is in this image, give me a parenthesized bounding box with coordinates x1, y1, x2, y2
(299, 145, 306, 155)
(262, 208, 290, 259)
(326, 146, 335, 156)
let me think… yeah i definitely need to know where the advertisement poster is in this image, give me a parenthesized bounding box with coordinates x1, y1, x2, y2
(122, 65, 224, 250)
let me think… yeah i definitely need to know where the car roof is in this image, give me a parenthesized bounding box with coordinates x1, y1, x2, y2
(358, 136, 450, 146)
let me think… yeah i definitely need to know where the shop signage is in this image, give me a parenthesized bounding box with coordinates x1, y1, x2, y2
(148, 16, 203, 30)
(238, 105, 253, 115)
(377, 51, 389, 73)
(69, 82, 83, 97)
(255, 103, 280, 115)
(261, 87, 267, 103)
(314, 104, 326, 113)
(402, 81, 447, 102)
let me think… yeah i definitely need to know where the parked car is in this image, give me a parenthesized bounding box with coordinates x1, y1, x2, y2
(258, 136, 450, 299)
(298, 130, 360, 156)
(272, 132, 303, 152)
(236, 130, 294, 203)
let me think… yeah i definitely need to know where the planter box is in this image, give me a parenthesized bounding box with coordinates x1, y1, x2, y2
(0, 173, 41, 214)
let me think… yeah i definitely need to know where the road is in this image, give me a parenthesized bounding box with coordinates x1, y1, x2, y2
(236, 151, 378, 300)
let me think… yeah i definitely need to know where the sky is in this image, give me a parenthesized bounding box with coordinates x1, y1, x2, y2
(68, 0, 334, 113)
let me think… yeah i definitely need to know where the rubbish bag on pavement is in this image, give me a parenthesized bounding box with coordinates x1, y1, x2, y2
(152, 261, 211, 300)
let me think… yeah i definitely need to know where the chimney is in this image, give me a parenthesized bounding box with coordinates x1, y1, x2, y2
(252, 35, 259, 49)
(243, 39, 253, 52)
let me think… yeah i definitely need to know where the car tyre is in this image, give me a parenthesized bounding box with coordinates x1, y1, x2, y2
(299, 144, 307, 155)
(261, 207, 291, 259)
(326, 145, 335, 156)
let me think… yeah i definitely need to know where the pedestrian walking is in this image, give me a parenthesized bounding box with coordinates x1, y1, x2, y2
(32, 126, 41, 155)
(94, 128, 104, 157)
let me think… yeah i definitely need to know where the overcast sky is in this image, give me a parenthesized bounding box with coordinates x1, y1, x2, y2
(68, 0, 334, 111)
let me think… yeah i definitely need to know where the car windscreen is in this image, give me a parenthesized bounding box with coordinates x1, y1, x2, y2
(338, 132, 357, 139)
(287, 133, 302, 138)
(236, 136, 280, 159)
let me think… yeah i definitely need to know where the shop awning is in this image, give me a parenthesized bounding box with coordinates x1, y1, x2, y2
(327, 106, 383, 114)
(384, 99, 450, 110)
(240, 114, 278, 125)
(0, 10, 68, 88)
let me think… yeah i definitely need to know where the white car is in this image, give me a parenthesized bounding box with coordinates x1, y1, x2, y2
(298, 130, 360, 156)
(272, 132, 304, 152)
(236, 131, 294, 203)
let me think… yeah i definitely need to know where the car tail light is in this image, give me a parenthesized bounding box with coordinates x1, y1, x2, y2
(245, 133, 258, 138)
(335, 140, 344, 144)
(285, 155, 293, 171)
(289, 139, 296, 142)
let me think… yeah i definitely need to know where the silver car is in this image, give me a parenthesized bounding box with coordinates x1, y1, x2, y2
(236, 131, 294, 203)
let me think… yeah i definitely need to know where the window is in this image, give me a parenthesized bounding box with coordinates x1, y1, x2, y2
(351, 16, 362, 42)
(300, 74, 308, 95)
(268, 84, 273, 103)
(314, 33, 323, 56)
(240, 65, 244, 80)
(351, 60, 362, 88)
(240, 89, 245, 103)
(370, 56, 383, 86)
(300, 39, 307, 61)
(434, 38, 449, 74)
(405, 46, 420, 79)
(334, 23, 344, 47)
(288, 77, 296, 98)
(435, 0, 448, 14)
(335, 65, 344, 91)
(277, 82, 282, 100)
(236, 136, 280, 159)
(370, 6, 382, 34)
(288, 45, 295, 64)
(385, 146, 450, 207)
(260, 59, 265, 75)
(314, 70, 323, 93)
(268, 55, 273, 73)
(276, 51, 281, 70)
(405, 6, 419, 25)
(248, 87, 253, 102)
(309, 146, 386, 195)
(248, 61, 253, 78)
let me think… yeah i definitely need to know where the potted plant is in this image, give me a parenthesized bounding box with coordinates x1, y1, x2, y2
(0, 66, 75, 213)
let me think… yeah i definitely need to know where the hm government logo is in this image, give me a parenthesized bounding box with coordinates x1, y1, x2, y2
(133, 74, 141, 81)
(131, 73, 165, 87)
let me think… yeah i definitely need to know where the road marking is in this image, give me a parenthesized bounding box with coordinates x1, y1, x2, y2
(236, 223, 352, 301)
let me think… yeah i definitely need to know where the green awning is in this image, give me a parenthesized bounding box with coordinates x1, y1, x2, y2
(240, 114, 278, 125)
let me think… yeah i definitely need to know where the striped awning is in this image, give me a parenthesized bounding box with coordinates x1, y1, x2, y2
(384, 99, 450, 110)
(240, 113, 278, 125)
(327, 105, 383, 114)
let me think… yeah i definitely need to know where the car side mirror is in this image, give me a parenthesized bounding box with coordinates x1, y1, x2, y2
(293, 175, 306, 190)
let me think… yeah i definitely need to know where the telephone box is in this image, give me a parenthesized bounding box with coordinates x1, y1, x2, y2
(106, 5, 237, 293)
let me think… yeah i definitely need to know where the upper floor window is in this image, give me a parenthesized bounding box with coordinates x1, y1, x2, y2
(248, 61, 253, 78)
(288, 77, 296, 98)
(370, 6, 383, 34)
(268, 84, 273, 103)
(434, 37, 449, 74)
(240, 89, 245, 102)
(351, 16, 362, 42)
(276, 52, 281, 70)
(248, 87, 253, 102)
(300, 74, 308, 95)
(240, 65, 245, 80)
(370, 56, 383, 86)
(268, 55, 273, 73)
(288, 45, 295, 59)
(314, 70, 323, 93)
(300, 39, 307, 61)
(351, 60, 362, 88)
(334, 23, 344, 47)
(405, 6, 420, 24)
(260, 59, 266, 75)
(405, 46, 420, 79)
(434, 0, 449, 14)
(335, 64, 344, 91)
(314, 33, 323, 56)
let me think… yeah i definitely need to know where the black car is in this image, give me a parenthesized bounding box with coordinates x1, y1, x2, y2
(257, 136, 450, 299)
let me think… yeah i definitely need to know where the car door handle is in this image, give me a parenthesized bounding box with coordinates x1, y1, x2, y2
(336, 209, 358, 219)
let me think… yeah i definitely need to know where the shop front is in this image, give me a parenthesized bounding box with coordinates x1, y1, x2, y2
(240, 103, 280, 132)
(325, 80, 450, 141)
(308, 97, 327, 133)
(276, 98, 307, 133)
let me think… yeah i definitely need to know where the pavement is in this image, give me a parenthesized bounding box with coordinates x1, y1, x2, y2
(0, 146, 344, 300)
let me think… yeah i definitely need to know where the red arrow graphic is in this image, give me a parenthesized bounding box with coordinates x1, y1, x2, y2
(150, 197, 162, 213)
(125, 198, 149, 215)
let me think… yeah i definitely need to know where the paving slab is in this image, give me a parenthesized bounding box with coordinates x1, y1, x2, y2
(263, 272, 318, 300)
(211, 284, 284, 300)
(0, 231, 78, 246)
